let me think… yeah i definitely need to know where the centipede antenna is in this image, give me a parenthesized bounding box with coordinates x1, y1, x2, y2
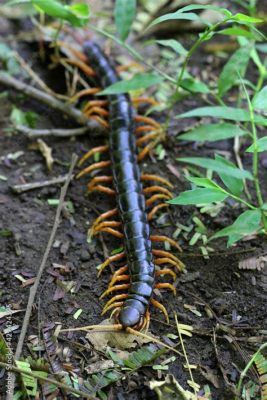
(60, 324, 123, 333)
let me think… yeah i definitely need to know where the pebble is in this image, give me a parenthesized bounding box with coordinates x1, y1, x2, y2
(80, 249, 91, 261)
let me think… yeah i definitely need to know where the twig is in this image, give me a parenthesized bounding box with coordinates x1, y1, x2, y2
(16, 125, 90, 138)
(0, 72, 103, 130)
(0, 361, 96, 399)
(10, 174, 74, 193)
(7, 154, 77, 400)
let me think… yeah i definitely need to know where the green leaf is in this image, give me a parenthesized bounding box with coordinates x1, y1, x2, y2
(156, 39, 188, 56)
(210, 209, 262, 246)
(114, 0, 136, 41)
(218, 45, 251, 96)
(146, 12, 200, 31)
(98, 73, 163, 95)
(219, 27, 259, 39)
(177, 156, 253, 180)
(215, 154, 243, 196)
(232, 13, 263, 24)
(253, 86, 267, 111)
(187, 177, 224, 190)
(31, 0, 90, 27)
(177, 106, 267, 126)
(178, 123, 248, 142)
(168, 188, 228, 205)
(10, 107, 38, 128)
(246, 136, 267, 153)
(180, 78, 209, 94)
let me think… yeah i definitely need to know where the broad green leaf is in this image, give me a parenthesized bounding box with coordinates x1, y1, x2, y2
(256, 44, 267, 53)
(253, 86, 267, 111)
(10, 107, 37, 128)
(97, 73, 163, 95)
(215, 154, 243, 196)
(180, 78, 209, 94)
(219, 27, 259, 39)
(246, 136, 267, 152)
(156, 39, 188, 56)
(32, 0, 89, 27)
(177, 106, 267, 125)
(114, 0, 136, 41)
(177, 156, 253, 180)
(218, 45, 251, 96)
(210, 209, 262, 246)
(232, 13, 263, 24)
(178, 123, 247, 142)
(187, 177, 224, 190)
(168, 188, 228, 205)
(146, 12, 200, 31)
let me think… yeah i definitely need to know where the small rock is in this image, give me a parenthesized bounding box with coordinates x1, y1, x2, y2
(80, 249, 90, 262)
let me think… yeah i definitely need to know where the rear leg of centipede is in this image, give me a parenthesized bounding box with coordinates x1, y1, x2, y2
(150, 298, 169, 324)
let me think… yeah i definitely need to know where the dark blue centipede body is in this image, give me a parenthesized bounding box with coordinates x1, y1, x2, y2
(84, 41, 155, 328)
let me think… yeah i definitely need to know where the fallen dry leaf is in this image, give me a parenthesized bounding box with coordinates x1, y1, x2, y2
(37, 138, 54, 172)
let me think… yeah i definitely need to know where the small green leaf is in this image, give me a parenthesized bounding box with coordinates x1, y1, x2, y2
(210, 209, 262, 246)
(219, 27, 259, 39)
(253, 86, 267, 111)
(146, 12, 200, 31)
(177, 156, 253, 180)
(232, 13, 263, 24)
(178, 123, 247, 142)
(246, 136, 267, 152)
(180, 78, 209, 94)
(187, 177, 224, 190)
(218, 45, 251, 96)
(177, 106, 267, 126)
(156, 39, 188, 56)
(98, 73, 163, 95)
(168, 188, 228, 205)
(215, 154, 243, 196)
(114, 0, 136, 41)
(10, 107, 38, 128)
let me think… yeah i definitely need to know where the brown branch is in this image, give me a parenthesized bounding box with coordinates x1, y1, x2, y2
(7, 154, 78, 399)
(0, 72, 103, 131)
(16, 125, 90, 138)
(10, 174, 73, 193)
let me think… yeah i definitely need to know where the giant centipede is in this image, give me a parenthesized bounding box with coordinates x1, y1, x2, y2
(74, 41, 185, 330)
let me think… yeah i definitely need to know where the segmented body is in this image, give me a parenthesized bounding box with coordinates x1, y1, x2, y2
(84, 42, 154, 328)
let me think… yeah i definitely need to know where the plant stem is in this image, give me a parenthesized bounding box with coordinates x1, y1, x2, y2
(236, 342, 267, 398)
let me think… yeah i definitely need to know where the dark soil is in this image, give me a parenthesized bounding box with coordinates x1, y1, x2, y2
(0, 5, 267, 400)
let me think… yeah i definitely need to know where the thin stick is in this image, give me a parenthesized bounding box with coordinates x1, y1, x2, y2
(0, 72, 103, 130)
(16, 125, 90, 138)
(0, 361, 96, 399)
(10, 174, 73, 193)
(7, 154, 77, 400)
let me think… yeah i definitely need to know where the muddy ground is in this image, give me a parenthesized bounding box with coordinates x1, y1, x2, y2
(0, 3, 267, 400)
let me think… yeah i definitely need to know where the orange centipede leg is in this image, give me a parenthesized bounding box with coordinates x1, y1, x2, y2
(85, 106, 109, 117)
(141, 174, 173, 188)
(135, 115, 161, 129)
(155, 269, 177, 280)
(98, 227, 124, 239)
(144, 186, 172, 197)
(116, 62, 144, 73)
(97, 251, 125, 277)
(88, 176, 113, 192)
(150, 235, 182, 252)
(100, 284, 130, 299)
(147, 204, 169, 220)
(152, 249, 181, 263)
(102, 293, 128, 314)
(93, 208, 118, 227)
(76, 160, 111, 179)
(135, 125, 156, 135)
(83, 100, 108, 113)
(70, 87, 101, 102)
(101, 301, 124, 315)
(55, 41, 88, 62)
(78, 145, 109, 166)
(95, 221, 122, 231)
(136, 132, 158, 146)
(132, 97, 159, 107)
(146, 194, 171, 206)
(155, 282, 176, 295)
(90, 185, 116, 195)
(108, 266, 128, 288)
(61, 58, 96, 76)
(154, 257, 181, 268)
(108, 274, 129, 288)
(150, 298, 169, 323)
(89, 115, 109, 129)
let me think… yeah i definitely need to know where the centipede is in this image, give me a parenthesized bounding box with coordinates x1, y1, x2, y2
(70, 41, 185, 331)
